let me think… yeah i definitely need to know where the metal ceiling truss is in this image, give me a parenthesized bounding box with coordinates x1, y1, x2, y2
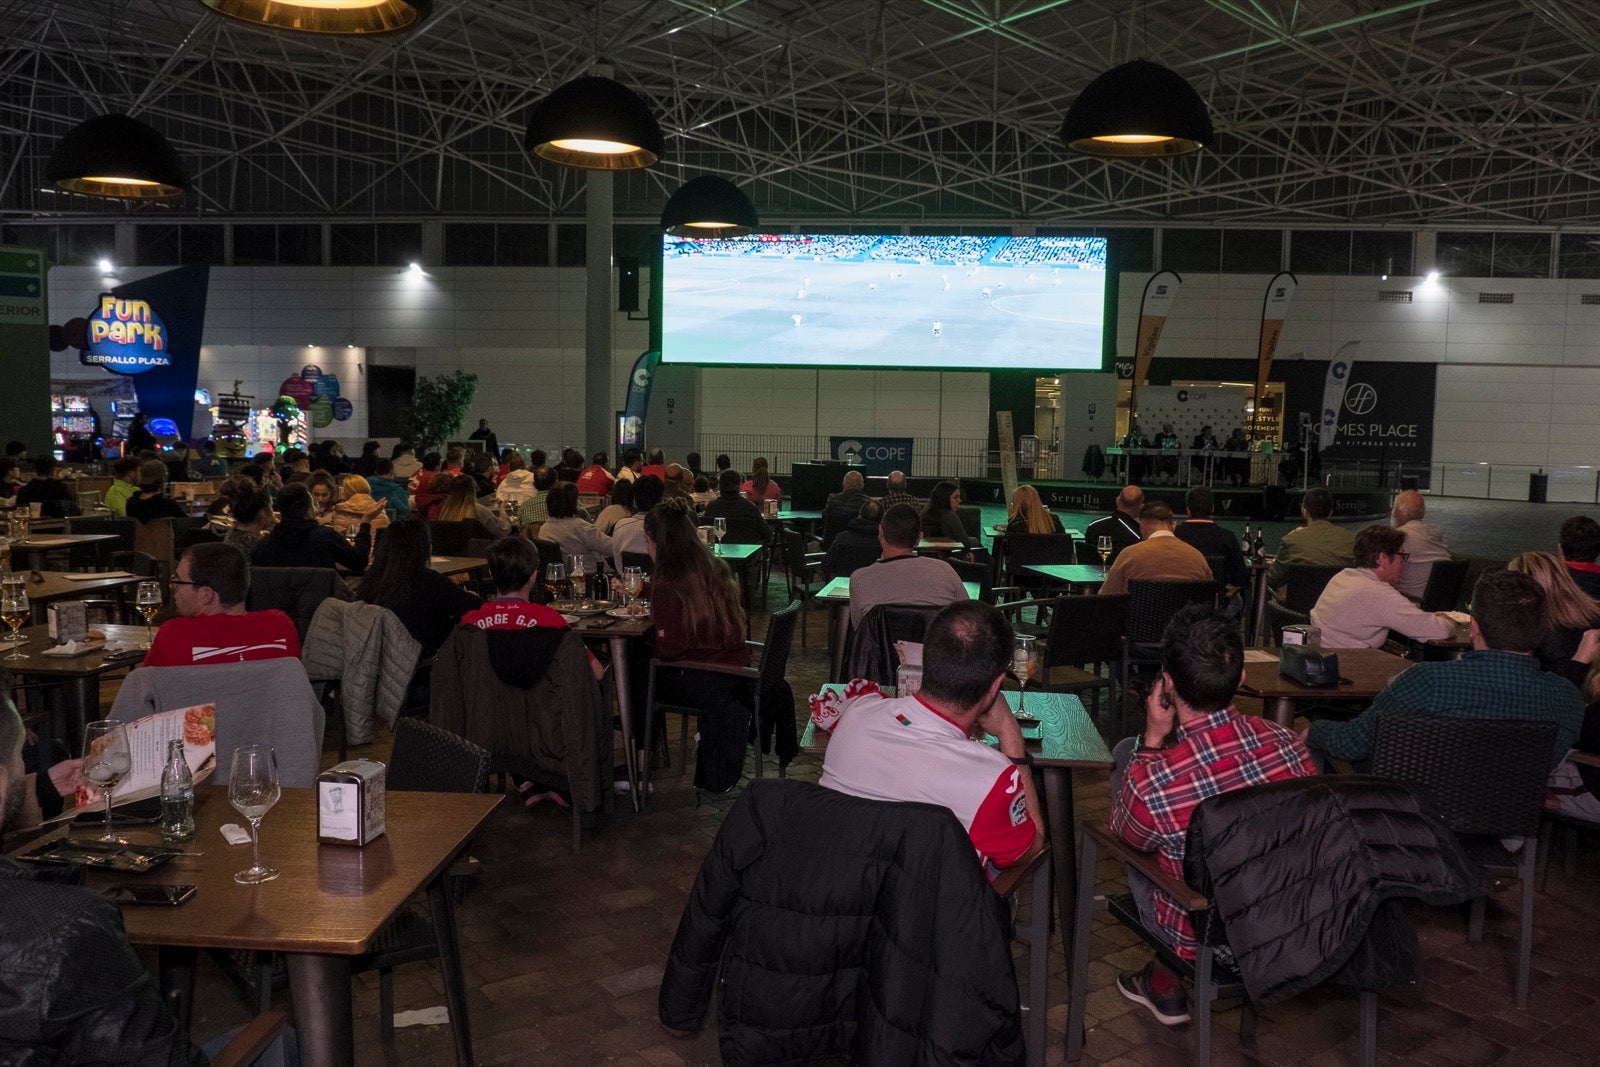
(4, 0, 1600, 228)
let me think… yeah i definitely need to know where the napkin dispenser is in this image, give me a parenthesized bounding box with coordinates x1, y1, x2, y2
(317, 759, 387, 846)
(1279, 643, 1340, 688)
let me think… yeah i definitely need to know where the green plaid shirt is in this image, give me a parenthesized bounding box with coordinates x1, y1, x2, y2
(1306, 649, 1583, 767)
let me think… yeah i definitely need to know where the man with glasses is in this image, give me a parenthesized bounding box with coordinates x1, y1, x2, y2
(144, 542, 301, 667)
(1308, 525, 1455, 649)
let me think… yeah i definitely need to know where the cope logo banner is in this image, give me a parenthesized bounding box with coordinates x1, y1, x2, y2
(79, 294, 172, 374)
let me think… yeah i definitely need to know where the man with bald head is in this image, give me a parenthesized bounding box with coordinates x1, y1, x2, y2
(1392, 489, 1451, 600)
(1085, 485, 1145, 565)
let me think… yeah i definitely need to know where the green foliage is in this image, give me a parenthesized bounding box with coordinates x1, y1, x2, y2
(403, 370, 478, 453)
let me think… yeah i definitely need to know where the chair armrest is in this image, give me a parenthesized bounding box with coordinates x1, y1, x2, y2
(996, 597, 1054, 617)
(1083, 822, 1209, 912)
(991, 835, 1051, 899)
(1569, 750, 1600, 769)
(649, 657, 760, 681)
(804, 552, 826, 565)
(209, 1011, 289, 1067)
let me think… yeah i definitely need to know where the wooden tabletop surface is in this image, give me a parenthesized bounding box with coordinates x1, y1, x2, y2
(815, 576, 982, 603)
(1, 623, 149, 677)
(6, 570, 144, 602)
(566, 607, 653, 637)
(92, 786, 502, 955)
(428, 555, 486, 577)
(1238, 646, 1414, 700)
(1023, 564, 1108, 585)
(13, 533, 122, 549)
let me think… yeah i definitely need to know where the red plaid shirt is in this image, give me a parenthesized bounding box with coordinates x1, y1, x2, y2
(1110, 707, 1317, 960)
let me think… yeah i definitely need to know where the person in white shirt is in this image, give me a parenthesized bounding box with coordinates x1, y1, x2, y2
(1391, 490, 1452, 601)
(1310, 525, 1455, 648)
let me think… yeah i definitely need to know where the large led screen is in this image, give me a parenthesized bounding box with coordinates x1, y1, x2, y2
(661, 233, 1110, 371)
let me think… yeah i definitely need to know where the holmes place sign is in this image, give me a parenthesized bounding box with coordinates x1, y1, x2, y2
(79, 294, 173, 374)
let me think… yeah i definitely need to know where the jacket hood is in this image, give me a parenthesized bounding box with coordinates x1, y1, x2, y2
(485, 627, 566, 689)
(499, 469, 537, 491)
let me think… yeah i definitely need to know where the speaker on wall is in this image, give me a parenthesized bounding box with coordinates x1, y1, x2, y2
(618, 256, 640, 312)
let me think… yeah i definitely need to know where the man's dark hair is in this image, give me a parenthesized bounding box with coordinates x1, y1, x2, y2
(1185, 485, 1214, 518)
(715, 454, 731, 471)
(547, 482, 578, 518)
(718, 468, 742, 495)
(486, 536, 538, 596)
(33, 456, 56, 477)
(1472, 569, 1548, 653)
(880, 503, 921, 550)
(1138, 502, 1175, 525)
(610, 478, 635, 509)
(619, 449, 639, 468)
(647, 448, 664, 466)
(276, 483, 313, 521)
(920, 601, 1014, 710)
(685, 451, 701, 471)
(231, 488, 271, 525)
(1353, 525, 1405, 569)
(1559, 516, 1600, 564)
(237, 464, 263, 485)
(1161, 605, 1243, 713)
(421, 451, 441, 472)
(633, 474, 665, 511)
(113, 457, 140, 477)
(391, 442, 413, 459)
(858, 498, 884, 525)
(184, 542, 251, 606)
(533, 465, 557, 491)
(530, 449, 547, 467)
(375, 458, 394, 477)
(591, 451, 609, 467)
(1302, 487, 1334, 520)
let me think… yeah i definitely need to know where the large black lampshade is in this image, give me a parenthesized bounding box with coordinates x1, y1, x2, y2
(661, 176, 758, 239)
(524, 75, 663, 171)
(1060, 59, 1214, 158)
(47, 114, 190, 199)
(197, 0, 431, 35)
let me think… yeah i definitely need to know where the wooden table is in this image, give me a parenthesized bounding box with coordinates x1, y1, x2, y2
(428, 555, 486, 578)
(567, 608, 654, 810)
(3, 623, 148, 751)
(11, 532, 122, 570)
(802, 687, 1111, 947)
(1237, 646, 1414, 726)
(815, 576, 982, 679)
(93, 787, 502, 1067)
(1021, 563, 1108, 591)
(9, 569, 144, 623)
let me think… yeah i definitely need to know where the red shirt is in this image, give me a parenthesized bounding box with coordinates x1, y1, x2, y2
(575, 465, 615, 495)
(460, 599, 569, 631)
(640, 464, 667, 481)
(144, 610, 301, 667)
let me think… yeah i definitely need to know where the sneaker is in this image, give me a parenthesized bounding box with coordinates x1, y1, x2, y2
(1116, 960, 1190, 1026)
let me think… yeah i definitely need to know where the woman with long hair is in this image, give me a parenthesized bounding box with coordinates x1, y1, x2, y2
(740, 457, 782, 507)
(327, 474, 390, 540)
(435, 475, 505, 535)
(1007, 485, 1063, 535)
(920, 480, 971, 545)
(354, 516, 481, 656)
(1508, 550, 1600, 683)
(594, 477, 634, 535)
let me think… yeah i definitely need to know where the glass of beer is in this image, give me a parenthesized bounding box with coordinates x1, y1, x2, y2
(1, 577, 27, 657)
(1011, 634, 1037, 715)
(135, 580, 162, 648)
(544, 562, 567, 602)
(1097, 535, 1112, 571)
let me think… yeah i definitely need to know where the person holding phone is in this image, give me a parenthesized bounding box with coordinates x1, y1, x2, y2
(1108, 606, 1316, 1027)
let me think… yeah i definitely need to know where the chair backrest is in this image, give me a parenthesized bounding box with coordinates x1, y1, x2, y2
(132, 518, 176, 564)
(846, 603, 941, 686)
(531, 538, 565, 568)
(1370, 713, 1557, 837)
(429, 519, 485, 556)
(1045, 592, 1130, 668)
(955, 504, 982, 540)
(66, 516, 136, 552)
(1419, 558, 1471, 612)
(1006, 532, 1075, 572)
(247, 567, 348, 641)
(820, 509, 851, 548)
(1126, 579, 1218, 643)
(620, 550, 653, 575)
(721, 515, 769, 546)
(386, 717, 489, 793)
(1282, 564, 1343, 614)
(109, 549, 158, 578)
(465, 537, 496, 559)
(758, 601, 802, 693)
(945, 557, 993, 603)
(1073, 539, 1102, 566)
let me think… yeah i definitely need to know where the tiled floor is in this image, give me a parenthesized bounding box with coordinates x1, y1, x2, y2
(157, 497, 1600, 1064)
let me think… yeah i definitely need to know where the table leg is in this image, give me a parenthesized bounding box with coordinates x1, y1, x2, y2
(158, 945, 197, 1036)
(829, 602, 846, 681)
(68, 676, 99, 753)
(1250, 569, 1271, 645)
(286, 953, 353, 1067)
(1268, 696, 1295, 728)
(428, 876, 474, 1067)
(1041, 766, 1077, 947)
(608, 634, 641, 813)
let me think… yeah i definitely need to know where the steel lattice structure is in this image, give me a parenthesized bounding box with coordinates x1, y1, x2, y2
(3, 0, 1599, 227)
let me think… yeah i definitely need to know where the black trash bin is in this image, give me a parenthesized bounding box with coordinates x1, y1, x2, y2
(1529, 471, 1549, 504)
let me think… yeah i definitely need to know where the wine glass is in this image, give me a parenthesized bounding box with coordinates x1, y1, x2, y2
(566, 554, 588, 603)
(1097, 535, 1112, 572)
(622, 565, 645, 615)
(544, 561, 567, 602)
(712, 517, 727, 545)
(134, 580, 162, 648)
(1012, 634, 1037, 716)
(1, 577, 28, 658)
(229, 745, 281, 885)
(82, 720, 132, 842)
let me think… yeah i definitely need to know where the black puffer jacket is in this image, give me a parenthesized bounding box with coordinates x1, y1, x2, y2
(1183, 776, 1484, 1004)
(0, 857, 201, 1066)
(660, 779, 1025, 1067)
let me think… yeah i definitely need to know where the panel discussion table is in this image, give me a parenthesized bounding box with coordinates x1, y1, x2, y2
(1237, 646, 1414, 726)
(3, 622, 148, 752)
(802, 687, 1111, 945)
(816, 576, 983, 680)
(87, 787, 502, 1067)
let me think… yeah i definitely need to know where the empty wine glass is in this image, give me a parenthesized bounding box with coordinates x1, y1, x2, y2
(1012, 634, 1037, 715)
(82, 720, 132, 842)
(544, 561, 567, 602)
(134, 580, 162, 648)
(1, 577, 26, 658)
(229, 745, 281, 885)
(1097, 535, 1112, 572)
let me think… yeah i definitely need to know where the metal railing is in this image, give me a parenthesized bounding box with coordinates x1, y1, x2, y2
(694, 435, 992, 479)
(1428, 462, 1600, 503)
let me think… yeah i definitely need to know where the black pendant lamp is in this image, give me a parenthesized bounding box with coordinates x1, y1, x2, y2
(524, 75, 663, 171)
(47, 114, 190, 200)
(197, 0, 431, 35)
(661, 176, 758, 239)
(1060, 58, 1213, 158)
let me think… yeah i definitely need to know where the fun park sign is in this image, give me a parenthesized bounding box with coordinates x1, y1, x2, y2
(79, 293, 172, 374)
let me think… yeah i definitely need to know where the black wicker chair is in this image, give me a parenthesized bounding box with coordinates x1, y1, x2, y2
(1120, 580, 1218, 699)
(1419, 558, 1471, 612)
(1037, 592, 1129, 728)
(1369, 713, 1556, 1009)
(1264, 564, 1344, 643)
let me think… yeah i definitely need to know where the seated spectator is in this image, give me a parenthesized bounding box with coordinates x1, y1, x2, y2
(740, 457, 782, 508)
(690, 476, 715, 508)
(1100, 502, 1215, 596)
(576, 451, 615, 496)
(1266, 487, 1355, 596)
(103, 457, 141, 517)
(1310, 525, 1454, 649)
(919, 480, 971, 546)
(0, 458, 20, 502)
(351, 440, 382, 476)
(495, 452, 536, 511)
(1306, 569, 1584, 769)
(539, 483, 613, 562)
(467, 450, 498, 497)
(822, 499, 884, 579)
(410, 451, 445, 515)
(1391, 490, 1451, 600)
(702, 469, 765, 531)
(819, 600, 1041, 874)
(14, 457, 77, 519)
(326, 474, 389, 539)
(1548, 668, 1600, 824)
(614, 448, 642, 485)
(594, 478, 635, 535)
(251, 483, 371, 573)
(822, 471, 872, 545)
(714, 453, 731, 475)
(1558, 515, 1600, 600)
(305, 471, 337, 517)
(1111, 606, 1316, 1025)
(436, 475, 505, 537)
(881, 469, 915, 509)
(640, 448, 667, 482)
(555, 447, 584, 485)
(514, 466, 558, 529)
(848, 503, 969, 629)
(685, 451, 704, 479)
(1005, 484, 1063, 535)
(611, 474, 663, 573)
(124, 459, 187, 522)
(223, 487, 274, 555)
(1506, 551, 1600, 685)
(1084, 485, 1143, 565)
(1174, 485, 1248, 591)
(366, 457, 411, 515)
(390, 443, 422, 481)
(354, 516, 481, 657)
(662, 464, 694, 504)
(147, 542, 301, 666)
(193, 439, 229, 478)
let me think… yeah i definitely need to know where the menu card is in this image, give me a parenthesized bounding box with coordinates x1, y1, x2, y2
(75, 704, 217, 809)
